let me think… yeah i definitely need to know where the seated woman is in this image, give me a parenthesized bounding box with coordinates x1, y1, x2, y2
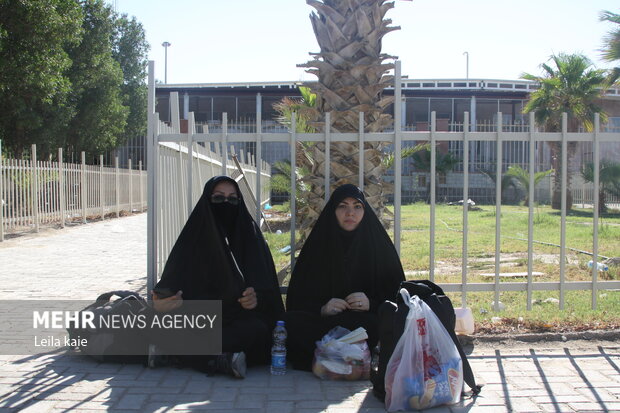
(152, 176, 284, 378)
(285, 184, 405, 371)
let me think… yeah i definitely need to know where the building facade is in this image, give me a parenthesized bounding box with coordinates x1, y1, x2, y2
(154, 79, 620, 204)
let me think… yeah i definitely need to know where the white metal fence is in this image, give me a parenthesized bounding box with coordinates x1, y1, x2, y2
(0, 144, 147, 241)
(147, 60, 620, 311)
(149, 94, 271, 281)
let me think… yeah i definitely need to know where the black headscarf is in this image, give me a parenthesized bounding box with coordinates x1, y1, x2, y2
(155, 176, 284, 321)
(286, 184, 405, 315)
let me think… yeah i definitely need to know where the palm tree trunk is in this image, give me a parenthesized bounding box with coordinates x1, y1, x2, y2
(550, 142, 574, 210)
(294, 0, 404, 242)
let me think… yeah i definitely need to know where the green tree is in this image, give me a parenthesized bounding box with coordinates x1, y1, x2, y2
(505, 165, 554, 205)
(64, 0, 128, 156)
(273, 86, 317, 134)
(0, 0, 82, 156)
(112, 14, 149, 143)
(269, 160, 311, 210)
(600, 10, 620, 85)
(521, 53, 607, 210)
(581, 159, 620, 213)
(479, 167, 520, 204)
(408, 146, 459, 203)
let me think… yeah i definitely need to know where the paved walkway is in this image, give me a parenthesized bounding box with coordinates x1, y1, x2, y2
(0, 214, 618, 413)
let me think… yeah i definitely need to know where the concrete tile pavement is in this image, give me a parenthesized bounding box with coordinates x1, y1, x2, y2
(0, 214, 618, 412)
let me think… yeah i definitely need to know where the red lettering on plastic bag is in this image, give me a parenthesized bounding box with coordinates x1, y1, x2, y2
(416, 318, 426, 335)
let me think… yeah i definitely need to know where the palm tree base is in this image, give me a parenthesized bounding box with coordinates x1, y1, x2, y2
(551, 191, 573, 210)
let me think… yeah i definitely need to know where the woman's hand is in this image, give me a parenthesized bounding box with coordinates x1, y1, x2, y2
(152, 290, 183, 312)
(345, 292, 369, 312)
(320, 298, 351, 316)
(238, 287, 257, 310)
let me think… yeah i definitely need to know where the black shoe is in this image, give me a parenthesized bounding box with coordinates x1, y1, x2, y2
(211, 352, 246, 379)
(230, 352, 247, 379)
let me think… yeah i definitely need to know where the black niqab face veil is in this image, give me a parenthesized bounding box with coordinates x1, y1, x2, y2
(154, 176, 284, 318)
(286, 184, 405, 314)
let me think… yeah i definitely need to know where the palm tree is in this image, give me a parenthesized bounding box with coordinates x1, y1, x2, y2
(273, 86, 317, 134)
(581, 159, 620, 213)
(600, 10, 620, 85)
(505, 165, 554, 205)
(408, 146, 459, 203)
(478, 168, 520, 204)
(269, 160, 312, 209)
(521, 53, 607, 210)
(295, 0, 411, 242)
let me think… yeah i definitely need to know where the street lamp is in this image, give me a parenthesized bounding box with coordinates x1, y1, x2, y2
(463, 51, 469, 81)
(162, 41, 171, 84)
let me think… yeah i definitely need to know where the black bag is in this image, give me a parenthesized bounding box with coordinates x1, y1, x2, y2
(66, 290, 151, 363)
(370, 280, 481, 401)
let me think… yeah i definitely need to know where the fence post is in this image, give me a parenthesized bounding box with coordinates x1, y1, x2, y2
(461, 112, 470, 308)
(139, 160, 144, 212)
(147, 59, 157, 297)
(32, 144, 40, 232)
(100, 155, 105, 220)
(0, 139, 3, 242)
(393, 61, 402, 255)
(187, 113, 194, 216)
(592, 113, 600, 310)
(129, 158, 133, 214)
(429, 112, 436, 281)
(115, 156, 120, 218)
(559, 113, 568, 310)
(290, 113, 297, 270)
(255, 94, 262, 225)
(325, 112, 331, 201)
(58, 148, 65, 228)
(493, 112, 503, 312)
(527, 112, 535, 311)
(222, 112, 228, 176)
(81, 152, 87, 224)
(358, 112, 364, 190)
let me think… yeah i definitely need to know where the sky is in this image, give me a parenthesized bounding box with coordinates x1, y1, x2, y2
(108, 0, 620, 85)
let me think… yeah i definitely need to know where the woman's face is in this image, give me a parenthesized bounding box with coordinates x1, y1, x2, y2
(211, 181, 239, 205)
(335, 197, 364, 231)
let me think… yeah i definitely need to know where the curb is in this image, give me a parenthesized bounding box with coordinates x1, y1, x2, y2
(460, 329, 620, 345)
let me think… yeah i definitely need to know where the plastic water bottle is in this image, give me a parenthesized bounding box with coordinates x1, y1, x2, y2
(587, 260, 609, 272)
(271, 320, 287, 375)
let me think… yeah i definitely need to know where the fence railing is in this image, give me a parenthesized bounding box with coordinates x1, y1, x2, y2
(147, 60, 620, 312)
(150, 101, 271, 279)
(0, 144, 147, 241)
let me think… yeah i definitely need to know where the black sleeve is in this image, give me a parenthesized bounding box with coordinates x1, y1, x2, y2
(285, 267, 326, 315)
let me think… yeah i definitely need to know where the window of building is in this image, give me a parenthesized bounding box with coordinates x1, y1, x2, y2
(212, 97, 236, 122)
(429, 98, 452, 131)
(408, 97, 430, 131)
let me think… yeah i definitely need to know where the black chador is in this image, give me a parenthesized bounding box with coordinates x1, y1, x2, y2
(285, 184, 405, 371)
(153, 176, 284, 368)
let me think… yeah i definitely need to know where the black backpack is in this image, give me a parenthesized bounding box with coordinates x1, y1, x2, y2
(370, 280, 481, 401)
(66, 290, 151, 364)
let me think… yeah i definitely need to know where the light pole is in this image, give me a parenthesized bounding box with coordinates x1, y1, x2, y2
(463, 51, 469, 81)
(162, 41, 171, 84)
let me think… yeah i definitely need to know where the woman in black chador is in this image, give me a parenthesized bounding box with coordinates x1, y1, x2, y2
(152, 176, 284, 378)
(285, 184, 405, 371)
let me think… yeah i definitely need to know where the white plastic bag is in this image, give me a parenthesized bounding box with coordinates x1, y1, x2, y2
(385, 289, 463, 411)
(312, 326, 371, 380)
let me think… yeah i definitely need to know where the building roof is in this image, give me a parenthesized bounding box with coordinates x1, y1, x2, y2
(156, 78, 620, 99)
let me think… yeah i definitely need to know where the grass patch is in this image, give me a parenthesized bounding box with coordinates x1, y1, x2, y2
(265, 203, 620, 332)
